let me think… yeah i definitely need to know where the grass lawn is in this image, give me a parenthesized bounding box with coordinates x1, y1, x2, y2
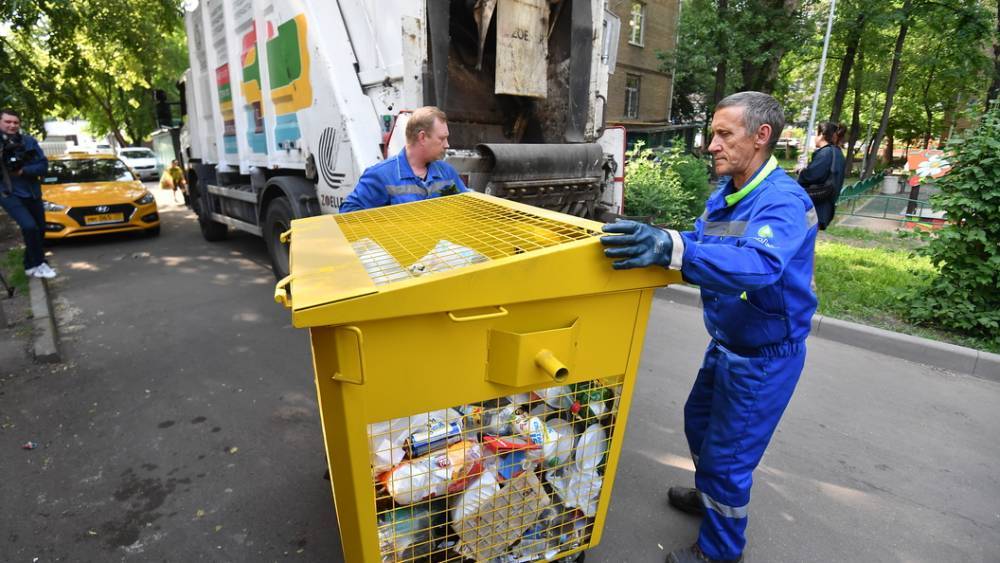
(1, 247, 30, 295)
(814, 232, 998, 354)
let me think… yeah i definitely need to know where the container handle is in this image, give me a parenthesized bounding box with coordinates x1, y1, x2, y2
(274, 274, 293, 308)
(332, 326, 366, 385)
(279, 229, 292, 244)
(447, 306, 509, 322)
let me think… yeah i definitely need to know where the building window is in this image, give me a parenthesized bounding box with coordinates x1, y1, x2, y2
(625, 74, 641, 119)
(628, 2, 645, 47)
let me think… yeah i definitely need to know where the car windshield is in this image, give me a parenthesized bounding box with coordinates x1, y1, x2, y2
(42, 159, 135, 184)
(120, 149, 154, 159)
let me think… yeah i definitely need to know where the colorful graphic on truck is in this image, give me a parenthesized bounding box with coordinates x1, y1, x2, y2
(266, 14, 312, 150)
(240, 24, 267, 154)
(215, 64, 238, 155)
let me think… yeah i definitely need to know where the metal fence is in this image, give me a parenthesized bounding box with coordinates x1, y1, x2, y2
(837, 171, 938, 224)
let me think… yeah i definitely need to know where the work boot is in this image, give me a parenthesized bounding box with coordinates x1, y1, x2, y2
(667, 486, 705, 516)
(666, 543, 742, 563)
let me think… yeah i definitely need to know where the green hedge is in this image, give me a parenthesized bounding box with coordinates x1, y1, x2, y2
(902, 107, 1000, 345)
(623, 142, 710, 230)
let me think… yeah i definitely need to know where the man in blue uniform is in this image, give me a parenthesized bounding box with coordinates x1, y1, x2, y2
(601, 92, 818, 563)
(0, 109, 55, 279)
(340, 106, 467, 212)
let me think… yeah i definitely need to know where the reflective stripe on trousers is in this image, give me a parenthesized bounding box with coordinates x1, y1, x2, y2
(683, 340, 806, 560)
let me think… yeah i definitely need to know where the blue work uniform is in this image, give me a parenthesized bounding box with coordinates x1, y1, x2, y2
(663, 156, 818, 561)
(339, 148, 468, 212)
(0, 134, 49, 270)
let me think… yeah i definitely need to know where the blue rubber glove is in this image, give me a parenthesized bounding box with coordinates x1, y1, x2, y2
(600, 220, 674, 270)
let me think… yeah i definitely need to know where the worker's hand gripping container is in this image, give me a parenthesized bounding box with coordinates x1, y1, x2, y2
(276, 193, 679, 562)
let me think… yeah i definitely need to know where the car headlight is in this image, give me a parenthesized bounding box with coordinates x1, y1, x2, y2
(42, 200, 67, 212)
(135, 192, 155, 205)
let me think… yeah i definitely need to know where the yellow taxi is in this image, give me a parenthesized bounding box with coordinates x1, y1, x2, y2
(41, 153, 160, 239)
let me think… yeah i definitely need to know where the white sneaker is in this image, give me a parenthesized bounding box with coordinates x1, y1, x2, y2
(33, 263, 57, 279)
(25, 266, 38, 276)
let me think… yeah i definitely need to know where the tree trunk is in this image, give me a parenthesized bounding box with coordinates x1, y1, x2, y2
(115, 88, 140, 146)
(922, 64, 937, 149)
(864, 0, 911, 178)
(706, 0, 729, 168)
(830, 13, 866, 123)
(87, 82, 128, 148)
(986, 2, 1000, 110)
(710, 0, 728, 113)
(883, 132, 894, 166)
(846, 47, 864, 176)
(737, 0, 799, 93)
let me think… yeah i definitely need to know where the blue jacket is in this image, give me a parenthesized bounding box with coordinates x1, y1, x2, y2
(667, 158, 818, 353)
(340, 148, 468, 212)
(3, 134, 48, 199)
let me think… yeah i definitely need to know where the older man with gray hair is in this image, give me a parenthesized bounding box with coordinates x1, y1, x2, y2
(601, 91, 818, 563)
(340, 106, 467, 212)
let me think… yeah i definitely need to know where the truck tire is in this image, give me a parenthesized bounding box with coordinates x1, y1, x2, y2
(194, 197, 228, 242)
(262, 197, 293, 280)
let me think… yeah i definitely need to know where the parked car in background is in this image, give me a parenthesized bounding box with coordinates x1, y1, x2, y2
(40, 153, 160, 239)
(118, 147, 162, 181)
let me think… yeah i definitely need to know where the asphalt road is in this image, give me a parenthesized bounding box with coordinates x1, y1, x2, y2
(1, 186, 998, 562)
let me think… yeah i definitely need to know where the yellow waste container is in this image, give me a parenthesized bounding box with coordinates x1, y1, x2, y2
(276, 193, 679, 562)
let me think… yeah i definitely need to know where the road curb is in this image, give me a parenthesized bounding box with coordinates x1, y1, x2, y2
(28, 276, 60, 363)
(656, 284, 999, 382)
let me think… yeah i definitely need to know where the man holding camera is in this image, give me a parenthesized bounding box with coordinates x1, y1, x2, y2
(1, 108, 55, 279)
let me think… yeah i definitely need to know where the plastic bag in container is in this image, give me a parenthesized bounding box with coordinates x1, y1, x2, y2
(367, 408, 463, 475)
(381, 439, 484, 505)
(532, 386, 574, 410)
(351, 238, 411, 285)
(408, 240, 488, 276)
(452, 471, 551, 561)
(541, 418, 575, 469)
(550, 469, 603, 518)
(450, 469, 501, 522)
(377, 501, 445, 562)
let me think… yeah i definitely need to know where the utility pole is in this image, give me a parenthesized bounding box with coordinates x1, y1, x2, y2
(802, 0, 838, 166)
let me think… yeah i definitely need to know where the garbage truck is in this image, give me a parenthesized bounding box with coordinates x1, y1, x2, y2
(180, 0, 626, 278)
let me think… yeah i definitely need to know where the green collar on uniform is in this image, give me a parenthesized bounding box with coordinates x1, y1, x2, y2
(725, 155, 778, 207)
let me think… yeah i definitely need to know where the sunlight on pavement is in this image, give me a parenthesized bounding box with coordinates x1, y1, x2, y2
(65, 261, 101, 272)
(760, 464, 880, 510)
(639, 450, 696, 473)
(232, 311, 261, 323)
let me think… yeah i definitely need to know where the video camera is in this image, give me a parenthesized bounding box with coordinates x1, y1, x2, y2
(1, 132, 26, 197)
(1, 132, 26, 171)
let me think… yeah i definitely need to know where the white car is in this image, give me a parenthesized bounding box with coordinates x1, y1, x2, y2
(118, 147, 162, 181)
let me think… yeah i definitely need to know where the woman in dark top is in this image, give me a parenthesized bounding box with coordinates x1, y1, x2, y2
(797, 122, 847, 229)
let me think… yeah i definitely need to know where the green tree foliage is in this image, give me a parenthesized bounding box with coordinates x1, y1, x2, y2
(903, 107, 1000, 344)
(0, 2, 52, 133)
(1, 0, 187, 145)
(663, 0, 811, 122)
(668, 0, 994, 169)
(624, 142, 710, 229)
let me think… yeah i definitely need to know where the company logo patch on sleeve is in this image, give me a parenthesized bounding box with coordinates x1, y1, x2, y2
(757, 225, 774, 239)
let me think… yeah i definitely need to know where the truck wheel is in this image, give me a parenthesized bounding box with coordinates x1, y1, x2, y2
(263, 197, 293, 280)
(194, 197, 228, 242)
